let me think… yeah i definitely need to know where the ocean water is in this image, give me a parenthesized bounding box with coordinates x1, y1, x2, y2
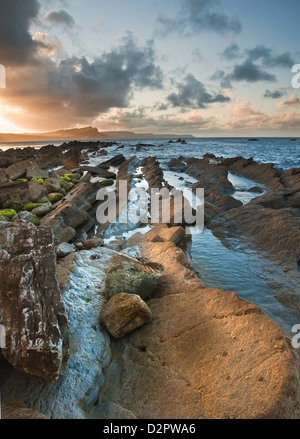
(1, 137, 300, 333)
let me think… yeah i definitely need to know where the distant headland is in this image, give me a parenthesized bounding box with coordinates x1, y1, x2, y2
(0, 126, 194, 143)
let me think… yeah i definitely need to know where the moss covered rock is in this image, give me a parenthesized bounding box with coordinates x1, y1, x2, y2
(0, 209, 17, 219)
(31, 202, 52, 217)
(59, 180, 72, 192)
(100, 179, 115, 187)
(31, 177, 44, 184)
(3, 200, 23, 212)
(59, 174, 72, 182)
(22, 203, 43, 212)
(47, 193, 64, 204)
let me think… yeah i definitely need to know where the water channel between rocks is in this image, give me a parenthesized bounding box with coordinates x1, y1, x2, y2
(164, 169, 299, 335)
(96, 158, 299, 335)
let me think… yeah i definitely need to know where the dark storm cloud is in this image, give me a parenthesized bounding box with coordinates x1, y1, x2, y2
(5, 35, 164, 128)
(246, 45, 295, 68)
(214, 45, 294, 87)
(157, 0, 241, 36)
(167, 74, 230, 109)
(230, 60, 276, 83)
(0, 0, 41, 65)
(264, 89, 284, 99)
(44, 10, 75, 27)
(52, 37, 164, 116)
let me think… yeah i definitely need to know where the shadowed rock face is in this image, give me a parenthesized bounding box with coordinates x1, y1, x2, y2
(2, 400, 48, 419)
(0, 220, 68, 382)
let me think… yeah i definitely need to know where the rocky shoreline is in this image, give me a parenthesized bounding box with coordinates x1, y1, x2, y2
(1, 141, 300, 419)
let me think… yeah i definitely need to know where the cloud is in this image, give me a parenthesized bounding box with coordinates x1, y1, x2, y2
(215, 45, 295, 87)
(264, 89, 284, 99)
(221, 43, 242, 60)
(94, 107, 217, 134)
(167, 74, 230, 109)
(3, 34, 164, 130)
(0, 0, 42, 65)
(246, 45, 295, 68)
(278, 94, 300, 108)
(44, 10, 75, 27)
(157, 0, 241, 36)
(230, 60, 276, 83)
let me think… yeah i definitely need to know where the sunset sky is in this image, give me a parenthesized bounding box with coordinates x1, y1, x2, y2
(0, 0, 300, 136)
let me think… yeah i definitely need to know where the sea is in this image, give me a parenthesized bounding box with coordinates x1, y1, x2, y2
(1, 136, 300, 334)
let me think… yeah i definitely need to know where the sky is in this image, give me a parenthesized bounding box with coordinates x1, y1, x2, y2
(0, 0, 300, 137)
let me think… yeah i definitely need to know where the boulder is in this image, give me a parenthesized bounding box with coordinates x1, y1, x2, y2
(81, 238, 104, 250)
(47, 193, 64, 204)
(105, 253, 164, 300)
(27, 181, 49, 204)
(100, 293, 152, 338)
(26, 168, 49, 180)
(43, 178, 62, 194)
(56, 242, 76, 258)
(31, 201, 52, 217)
(0, 181, 29, 208)
(0, 220, 68, 382)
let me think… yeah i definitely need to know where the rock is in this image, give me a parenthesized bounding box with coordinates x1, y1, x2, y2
(16, 211, 40, 226)
(0, 168, 7, 184)
(43, 178, 62, 194)
(47, 193, 64, 204)
(26, 181, 49, 204)
(80, 166, 117, 179)
(2, 400, 48, 419)
(0, 246, 115, 419)
(31, 201, 52, 217)
(56, 242, 76, 258)
(26, 168, 49, 180)
(0, 220, 68, 382)
(100, 154, 126, 168)
(81, 238, 104, 250)
(55, 226, 77, 245)
(211, 204, 300, 272)
(248, 186, 264, 193)
(0, 181, 29, 208)
(40, 180, 101, 244)
(94, 225, 300, 420)
(100, 293, 152, 338)
(0, 209, 16, 219)
(121, 246, 142, 259)
(206, 192, 243, 211)
(59, 179, 73, 192)
(105, 253, 164, 300)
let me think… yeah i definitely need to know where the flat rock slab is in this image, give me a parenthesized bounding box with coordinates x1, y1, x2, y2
(95, 226, 300, 419)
